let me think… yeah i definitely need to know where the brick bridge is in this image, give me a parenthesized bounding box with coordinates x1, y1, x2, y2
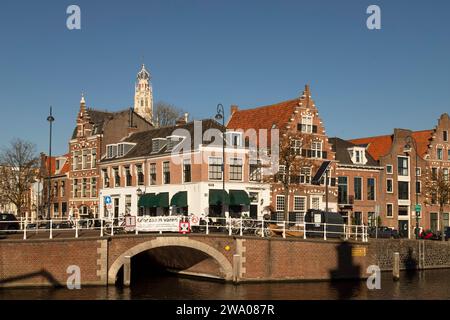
(1, 234, 449, 288)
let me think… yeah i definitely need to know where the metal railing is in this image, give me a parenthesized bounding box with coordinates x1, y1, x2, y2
(0, 216, 368, 242)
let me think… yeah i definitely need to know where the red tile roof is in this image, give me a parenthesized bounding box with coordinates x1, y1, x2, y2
(42, 154, 70, 176)
(227, 98, 300, 132)
(350, 130, 433, 161)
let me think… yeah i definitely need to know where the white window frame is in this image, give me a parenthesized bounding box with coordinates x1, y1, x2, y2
(208, 156, 223, 181)
(276, 195, 285, 212)
(311, 141, 322, 159)
(386, 202, 394, 219)
(229, 157, 243, 181)
(386, 164, 393, 174)
(301, 115, 313, 133)
(386, 178, 394, 193)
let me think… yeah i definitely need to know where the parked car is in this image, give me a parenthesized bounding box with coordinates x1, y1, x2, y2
(0, 213, 20, 233)
(53, 221, 74, 229)
(445, 227, 450, 241)
(368, 226, 400, 239)
(419, 229, 441, 240)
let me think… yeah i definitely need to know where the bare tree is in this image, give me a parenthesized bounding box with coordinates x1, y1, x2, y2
(0, 139, 39, 217)
(263, 130, 313, 221)
(423, 167, 450, 241)
(154, 101, 185, 127)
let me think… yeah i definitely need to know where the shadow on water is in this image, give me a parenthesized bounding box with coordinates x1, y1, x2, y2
(329, 242, 362, 299)
(404, 247, 418, 281)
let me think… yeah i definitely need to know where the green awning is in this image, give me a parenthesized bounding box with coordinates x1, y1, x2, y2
(138, 193, 158, 208)
(158, 192, 169, 208)
(209, 189, 230, 205)
(170, 191, 188, 207)
(229, 190, 251, 206)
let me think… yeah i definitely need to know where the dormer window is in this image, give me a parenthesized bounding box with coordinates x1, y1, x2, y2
(349, 147, 367, 165)
(166, 136, 184, 152)
(152, 138, 167, 153)
(225, 132, 243, 147)
(117, 142, 135, 157)
(107, 144, 117, 159)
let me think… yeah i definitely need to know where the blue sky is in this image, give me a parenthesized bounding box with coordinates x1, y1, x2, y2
(1, 0, 450, 155)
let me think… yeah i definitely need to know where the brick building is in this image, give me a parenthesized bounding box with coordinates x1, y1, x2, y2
(227, 85, 338, 223)
(97, 119, 270, 219)
(329, 137, 383, 226)
(350, 113, 450, 238)
(40, 153, 70, 219)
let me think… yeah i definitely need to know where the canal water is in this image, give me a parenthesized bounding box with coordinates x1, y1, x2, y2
(1, 268, 450, 300)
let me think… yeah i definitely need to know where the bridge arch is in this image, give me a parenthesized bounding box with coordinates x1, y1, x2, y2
(108, 237, 233, 284)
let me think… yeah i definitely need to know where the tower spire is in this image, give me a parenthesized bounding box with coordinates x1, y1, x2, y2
(134, 63, 153, 123)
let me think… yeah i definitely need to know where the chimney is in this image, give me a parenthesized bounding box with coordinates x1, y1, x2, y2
(231, 105, 239, 115)
(184, 112, 189, 123)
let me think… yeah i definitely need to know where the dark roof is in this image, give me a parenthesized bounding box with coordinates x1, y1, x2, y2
(71, 108, 152, 139)
(100, 119, 225, 162)
(329, 137, 380, 167)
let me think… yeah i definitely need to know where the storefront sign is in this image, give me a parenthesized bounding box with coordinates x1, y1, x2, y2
(137, 216, 180, 232)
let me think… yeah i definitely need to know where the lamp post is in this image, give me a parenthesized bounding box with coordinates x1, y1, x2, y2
(404, 135, 420, 239)
(215, 104, 226, 219)
(137, 187, 143, 216)
(47, 107, 55, 220)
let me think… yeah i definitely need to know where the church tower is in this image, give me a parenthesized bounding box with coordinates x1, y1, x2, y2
(134, 64, 153, 123)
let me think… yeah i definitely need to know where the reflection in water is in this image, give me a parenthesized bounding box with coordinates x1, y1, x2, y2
(1, 269, 450, 300)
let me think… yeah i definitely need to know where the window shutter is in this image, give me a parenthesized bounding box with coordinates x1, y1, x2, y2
(297, 123, 302, 131)
(312, 125, 318, 133)
(301, 149, 307, 157)
(322, 151, 328, 159)
(307, 149, 312, 158)
(331, 178, 336, 186)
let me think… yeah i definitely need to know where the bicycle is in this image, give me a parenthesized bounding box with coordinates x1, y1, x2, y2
(102, 217, 128, 236)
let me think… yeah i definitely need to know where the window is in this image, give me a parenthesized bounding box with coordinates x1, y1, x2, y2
(368, 212, 376, 227)
(432, 167, 438, 180)
(152, 138, 167, 153)
(367, 178, 375, 200)
(311, 141, 322, 159)
(338, 177, 348, 204)
(416, 181, 421, 194)
(354, 212, 362, 225)
(60, 181, 65, 197)
(183, 159, 191, 183)
(82, 178, 87, 197)
(300, 167, 311, 184)
(136, 164, 144, 185)
(53, 203, 59, 216)
(208, 157, 223, 180)
(386, 165, 393, 174)
(398, 181, 409, 200)
(291, 139, 302, 155)
(416, 167, 421, 176)
(55, 160, 60, 171)
(311, 197, 320, 210)
(249, 160, 261, 182)
(293, 196, 306, 223)
(114, 168, 120, 187)
(437, 147, 443, 160)
(354, 150, 362, 163)
(444, 131, 448, 142)
(226, 132, 242, 147)
(82, 150, 89, 169)
(444, 168, 449, 181)
(386, 178, 393, 193)
(72, 151, 77, 170)
(229, 158, 243, 181)
(354, 177, 362, 200)
(398, 157, 409, 176)
(53, 182, 58, 198)
(166, 136, 183, 151)
(386, 204, 393, 218)
(125, 166, 132, 186)
(276, 195, 285, 212)
(163, 161, 170, 184)
(300, 115, 313, 133)
(91, 149, 97, 167)
(444, 213, 449, 228)
(430, 213, 438, 232)
(107, 145, 117, 159)
(149, 163, 157, 185)
(125, 195, 132, 215)
(448, 149, 450, 161)
(62, 203, 67, 217)
(278, 165, 286, 181)
(102, 169, 110, 188)
(118, 144, 124, 157)
(91, 178, 97, 197)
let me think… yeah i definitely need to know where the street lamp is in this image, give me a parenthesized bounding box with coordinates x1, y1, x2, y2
(404, 135, 420, 239)
(47, 106, 55, 220)
(215, 104, 226, 219)
(136, 187, 143, 216)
